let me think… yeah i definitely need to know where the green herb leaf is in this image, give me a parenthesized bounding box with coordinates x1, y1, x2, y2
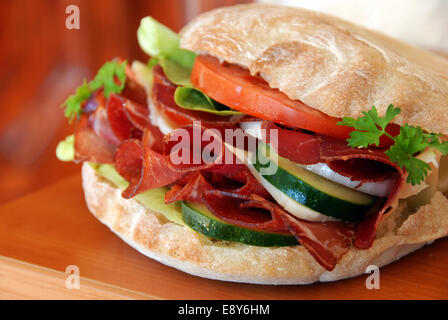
(90, 60, 127, 98)
(61, 80, 91, 123)
(338, 105, 448, 185)
(386, 144, 431, 186)
(339, 105, 401, 148)
(61, 60, 127, 123)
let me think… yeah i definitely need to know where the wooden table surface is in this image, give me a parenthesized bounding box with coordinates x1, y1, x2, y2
(0, 173, 447, 300)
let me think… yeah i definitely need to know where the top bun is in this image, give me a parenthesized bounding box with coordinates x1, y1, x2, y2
(180, 4, 448, 135)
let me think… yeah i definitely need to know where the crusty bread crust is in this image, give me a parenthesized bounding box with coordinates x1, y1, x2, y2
(82, 163, 448, 284)
(180, 4, 448, 135)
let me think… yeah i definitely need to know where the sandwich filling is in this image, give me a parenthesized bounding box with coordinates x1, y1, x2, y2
(57, 17, 447, 271)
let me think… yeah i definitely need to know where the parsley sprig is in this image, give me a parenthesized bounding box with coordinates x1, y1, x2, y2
(62, 60, 127, 123)
(62, 80, 91, 123)
(338, 105, 448, 186)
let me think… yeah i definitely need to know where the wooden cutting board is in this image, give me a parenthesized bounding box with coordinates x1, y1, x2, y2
(0, 173, 447, 299)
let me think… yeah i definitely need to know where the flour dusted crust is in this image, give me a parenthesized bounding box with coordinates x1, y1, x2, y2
(82, 163, 448, 284)
(180, 4, 448, 135)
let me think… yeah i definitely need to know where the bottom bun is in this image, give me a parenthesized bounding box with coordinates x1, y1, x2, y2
(81, 163, 448, 285)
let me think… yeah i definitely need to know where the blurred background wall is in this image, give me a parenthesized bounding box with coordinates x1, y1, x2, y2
(0, 0, 252, 204)
(259, 0, 448, 53)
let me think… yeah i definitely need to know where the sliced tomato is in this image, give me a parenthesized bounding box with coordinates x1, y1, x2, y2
(191, 55, 351, 139)
(191, 55, 399, 145)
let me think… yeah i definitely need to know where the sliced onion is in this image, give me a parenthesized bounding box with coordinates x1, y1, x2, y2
(303, 163, 395, 197)
(240, 121, 264, 140)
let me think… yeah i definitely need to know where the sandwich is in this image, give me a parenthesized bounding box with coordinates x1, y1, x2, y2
(57, 4, 448, 284)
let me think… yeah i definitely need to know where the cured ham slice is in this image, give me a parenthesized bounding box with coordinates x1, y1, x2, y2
(318, 135, 399, 182)
(114, 139, 183, 198)
(262, 121, 321, 164)
(74, 114, 116, 164)
(204, 191, 290, 233)
(279, 211, 355, 271)
(354, 175, 404, 249)
(106, 93, 164, 149)
(163, 123, 247, 174)
(106, 94, 134, 141)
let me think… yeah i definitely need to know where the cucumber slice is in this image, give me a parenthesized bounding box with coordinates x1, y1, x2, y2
(253, 144, 379, 222)
(182, 202, 298, 247)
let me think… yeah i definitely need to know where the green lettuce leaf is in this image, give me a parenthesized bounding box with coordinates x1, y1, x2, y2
(90, 163, 184, 226)
(137, 16, 241, 117)
(159, 57, 192, 87)
(56, 135, 75, 162)
(174, 87, 241, 116)
(160, 58, 240, 115)
(137, 17, 196, 71)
